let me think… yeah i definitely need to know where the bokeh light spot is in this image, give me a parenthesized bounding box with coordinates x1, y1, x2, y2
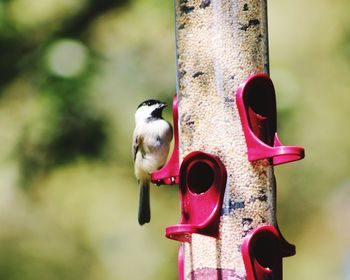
(46, 39, 88, 78)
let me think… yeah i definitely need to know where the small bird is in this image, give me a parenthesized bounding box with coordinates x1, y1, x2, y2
(132, 99, 173, 225)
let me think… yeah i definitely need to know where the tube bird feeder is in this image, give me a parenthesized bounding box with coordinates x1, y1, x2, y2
(150, 0, 304, 279)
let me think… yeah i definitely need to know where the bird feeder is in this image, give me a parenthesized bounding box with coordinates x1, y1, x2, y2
(149, 0, 305, 279)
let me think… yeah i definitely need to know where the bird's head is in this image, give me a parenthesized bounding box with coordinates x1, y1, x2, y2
(135, 99, 167, 123)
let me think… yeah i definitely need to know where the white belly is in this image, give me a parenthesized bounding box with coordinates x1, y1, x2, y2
(134, 119, 172, 181)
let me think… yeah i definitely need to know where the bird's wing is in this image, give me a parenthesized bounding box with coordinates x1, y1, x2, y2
(132, 133, 139, 162)
(132, 130, 144, 162)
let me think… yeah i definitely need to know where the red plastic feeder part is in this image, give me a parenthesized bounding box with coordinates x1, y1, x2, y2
(166, 151, 227, 242)
(178, 245, 184, 280)
(236, 74, 304, 165)
(151, 95, 180, 185)
(241, 225, 295, 280)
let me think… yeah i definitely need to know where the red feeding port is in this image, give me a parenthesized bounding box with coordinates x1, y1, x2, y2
(166, 151, 227, 242)
(242, 225, 296, 280)
(236, 73, 304, 165)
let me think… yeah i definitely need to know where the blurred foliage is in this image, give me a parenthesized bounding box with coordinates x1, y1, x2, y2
(17, 54, 110, 186)
(0, 0, 349, 279)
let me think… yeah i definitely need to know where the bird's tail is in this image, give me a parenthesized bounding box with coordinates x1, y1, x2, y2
(138, 182, 151, 225)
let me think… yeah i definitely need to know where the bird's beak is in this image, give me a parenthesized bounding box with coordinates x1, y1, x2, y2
(159, 102, 167, 109)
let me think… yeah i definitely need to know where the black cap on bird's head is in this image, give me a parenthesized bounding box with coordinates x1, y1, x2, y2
(136, 99, 167, 120)
(137, 99, 166, 109)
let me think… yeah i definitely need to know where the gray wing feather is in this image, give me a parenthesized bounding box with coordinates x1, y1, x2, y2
(132, 132, 139, 162)
(132, 130, 144, 162)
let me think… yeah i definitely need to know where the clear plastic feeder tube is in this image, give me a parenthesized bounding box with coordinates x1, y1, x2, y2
(174, 0, 275, 279)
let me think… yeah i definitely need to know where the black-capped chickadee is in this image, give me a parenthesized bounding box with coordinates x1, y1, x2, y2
(132, 99, 173, 225)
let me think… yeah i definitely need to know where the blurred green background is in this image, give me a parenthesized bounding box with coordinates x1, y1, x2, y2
(0, 0, 349, 279)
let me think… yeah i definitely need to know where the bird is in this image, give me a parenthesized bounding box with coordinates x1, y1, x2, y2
(132, 99, 173, 225)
